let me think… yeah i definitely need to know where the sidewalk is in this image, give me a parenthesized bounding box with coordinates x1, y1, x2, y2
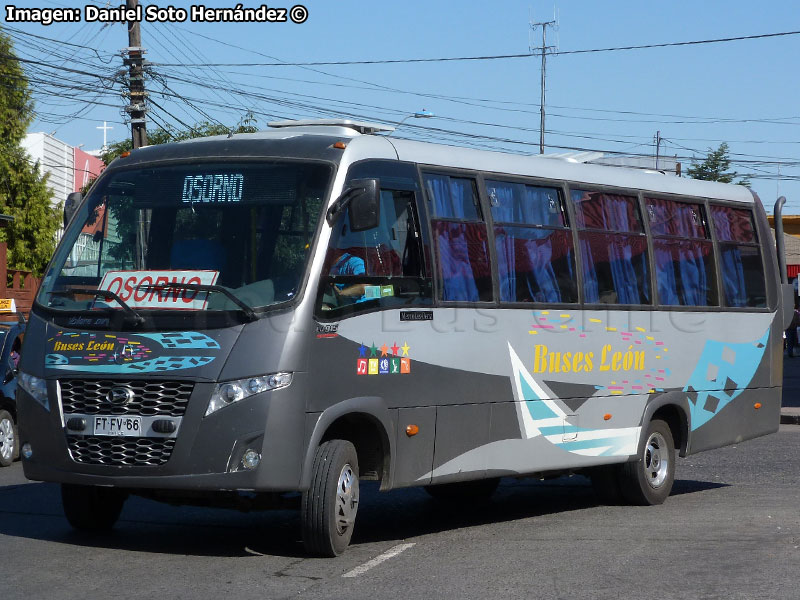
(781, 355, 800, 425)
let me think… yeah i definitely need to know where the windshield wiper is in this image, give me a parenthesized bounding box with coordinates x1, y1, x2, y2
(49, 288, 145, 326)
(140, 282, 259, 321)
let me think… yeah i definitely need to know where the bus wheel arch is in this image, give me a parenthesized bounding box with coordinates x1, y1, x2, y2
(320, 412, 391, 487)
(641, 393, 690, 457)
(300, 397, 394, 492)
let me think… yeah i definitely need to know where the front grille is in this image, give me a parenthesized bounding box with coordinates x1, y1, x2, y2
(67, 435, 176, 466)
(60, 379, 193, 416)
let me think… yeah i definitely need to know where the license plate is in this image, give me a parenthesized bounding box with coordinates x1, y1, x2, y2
(93, 416, 142, 437)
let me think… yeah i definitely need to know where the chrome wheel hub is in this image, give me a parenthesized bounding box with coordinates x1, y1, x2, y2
(335, 463, 359, 535)
(644, 431, 669, 489)
(0, 416, 14, 461)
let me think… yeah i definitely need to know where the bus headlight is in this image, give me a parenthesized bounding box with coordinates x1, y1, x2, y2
(205, 372, 293, 417)
(18, 371, 50, 411)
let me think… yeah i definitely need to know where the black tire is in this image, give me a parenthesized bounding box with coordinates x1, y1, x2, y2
(61, 484, 127, 532)
(301, 440, 359, 557)
(618, 419, 676, 506)
(424, 477, 500, 502)
(0, 409, 18, 467)
(589, 465, 624, 505)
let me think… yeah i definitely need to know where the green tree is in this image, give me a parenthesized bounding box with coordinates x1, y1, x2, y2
(686, 143, 750, 186)
(0, 31, 61, 274)
(96, 116, 261, 265)
(100, 116, 259, 166)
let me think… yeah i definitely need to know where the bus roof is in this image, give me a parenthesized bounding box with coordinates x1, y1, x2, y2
(376, 136, 756, 204)
(117, 120, 756, 205)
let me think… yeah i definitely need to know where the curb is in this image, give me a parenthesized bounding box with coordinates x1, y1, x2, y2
(781, 413, 800, 425)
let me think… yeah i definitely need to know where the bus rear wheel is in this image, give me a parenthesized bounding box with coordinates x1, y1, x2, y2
(61, 484, 127, 532)
(301, 440, 360, 557)
(619, 419, 676, 505)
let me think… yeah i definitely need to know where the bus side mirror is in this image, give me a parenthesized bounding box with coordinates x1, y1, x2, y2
(326, 178, 380, 231)
(347, 179, 380, 232)
(64, 192, 82, 227)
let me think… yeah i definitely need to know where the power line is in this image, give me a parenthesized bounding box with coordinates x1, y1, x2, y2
(152, 30, 800, 67)
(7, 23, 800, 185)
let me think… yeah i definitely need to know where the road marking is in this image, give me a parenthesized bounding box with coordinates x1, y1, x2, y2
(342, 543, 415, 578)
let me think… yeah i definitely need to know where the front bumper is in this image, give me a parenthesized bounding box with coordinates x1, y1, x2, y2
(18, 374, 308, 492)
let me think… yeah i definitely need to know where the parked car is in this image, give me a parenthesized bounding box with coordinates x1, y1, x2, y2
(0, 320, 25, 467)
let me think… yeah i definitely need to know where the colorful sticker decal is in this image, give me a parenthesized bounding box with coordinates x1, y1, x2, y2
(508, 343, 641, 457)
(135, 332, 220, 349)
(45, 331, 218, 373)
(683, 327, 769, 431)
(356, 341, 411, 374)
(45, 355, 215, 374)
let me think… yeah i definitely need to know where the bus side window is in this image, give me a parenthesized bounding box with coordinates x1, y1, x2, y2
(316, 189, 431, 317)
(572, 190, 651, 305)
(424, 173, 493, 303)
(709, 205, 766, 308)
(646, 197, 717, 307)
(486, 179, 577, 304)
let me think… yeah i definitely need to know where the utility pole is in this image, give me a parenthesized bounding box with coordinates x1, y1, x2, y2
(654, 130, 661, 170)
(530, 13, 557, 155)
(124, 0, 147, 149)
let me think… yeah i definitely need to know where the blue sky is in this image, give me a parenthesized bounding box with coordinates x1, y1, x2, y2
(6, 0, 800, 211)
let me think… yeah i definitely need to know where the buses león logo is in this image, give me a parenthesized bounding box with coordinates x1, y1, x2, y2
(357, 342, 411, 375)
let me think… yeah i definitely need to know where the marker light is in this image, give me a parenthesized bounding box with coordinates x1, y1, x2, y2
(754, 403, 762, 410)
(603, 414, 612, 421)
(205, 372, 293, 417)
(19, 372, 49, 411)
(405, 424, 419, 436)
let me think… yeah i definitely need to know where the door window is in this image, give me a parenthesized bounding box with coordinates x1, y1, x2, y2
(317, 188, 430, 317)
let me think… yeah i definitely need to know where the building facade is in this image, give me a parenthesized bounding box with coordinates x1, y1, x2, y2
(21, 132, 105, 209)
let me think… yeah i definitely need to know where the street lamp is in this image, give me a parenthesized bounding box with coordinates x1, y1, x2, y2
(388, 109, 435, 136)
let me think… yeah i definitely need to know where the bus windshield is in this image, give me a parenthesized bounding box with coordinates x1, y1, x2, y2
(37, 161, 330, 318)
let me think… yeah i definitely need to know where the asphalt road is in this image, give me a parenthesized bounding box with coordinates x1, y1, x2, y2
(4, 356, 800, 599)
(2, 423, 798, 600)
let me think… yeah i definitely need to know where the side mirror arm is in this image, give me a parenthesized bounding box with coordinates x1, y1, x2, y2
(326, 186, 363, 226)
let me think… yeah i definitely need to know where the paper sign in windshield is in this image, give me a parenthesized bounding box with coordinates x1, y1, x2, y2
(98, 270, 219, 310)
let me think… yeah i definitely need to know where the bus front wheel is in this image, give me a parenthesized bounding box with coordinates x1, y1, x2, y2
(61, 484, 127, 532)
(301, 440, 360, 557)
(618, 419, 676, 505)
